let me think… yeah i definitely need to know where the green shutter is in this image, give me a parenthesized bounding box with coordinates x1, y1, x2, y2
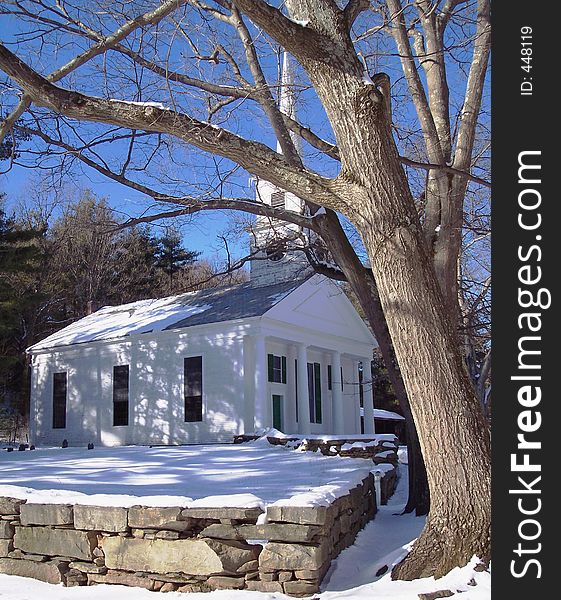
(268, 354, 274, 382)
(314, 363, 322, 423)
(327, 365, 332, 390)
(281, 356, 287, 383)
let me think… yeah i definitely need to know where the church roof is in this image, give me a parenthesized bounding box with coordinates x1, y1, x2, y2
(28, 277, 310, 352)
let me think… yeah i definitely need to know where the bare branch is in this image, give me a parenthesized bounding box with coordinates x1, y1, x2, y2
(0, 0, 189, 145)
(267, 118, 491, 187)
(413, 0, 452, 160)
(438, 0, 469, 32)
(343, 0, 371, 29)
(282, 114, 340, 160)
(452, 0, 490, 174)
(17, 123, 319, 231)
(0, 44, 344, 213)
(109, 43, 252, 99)
(386, 0, 444, 163)
(401, 156, 490, 188)
(229, 0, 335, 61)
(230, 6, 302, 166)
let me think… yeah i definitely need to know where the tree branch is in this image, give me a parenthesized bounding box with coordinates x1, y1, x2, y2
(17, 124, 318, 231)
(0, 0, 189, 145)
(230, 0, 334, 61)
(109, 43, 253, 100)
(343, 0, 371, 29)
(452, 0, 490, 174)
(400, 156, 490, 188)
(0, 43, 344, 213)
(438, 0, 469, 32)
(385, 0, 444, 163)
(282, 114, 340, 160)
(230, 6, 302, 166)
(413, 0, 452, 161)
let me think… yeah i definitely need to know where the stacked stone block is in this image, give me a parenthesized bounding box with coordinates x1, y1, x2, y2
(253, 473, 376, 596)
(0, 473, 375, 596)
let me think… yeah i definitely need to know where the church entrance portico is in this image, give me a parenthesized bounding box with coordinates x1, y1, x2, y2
(243, 329, 375, 437)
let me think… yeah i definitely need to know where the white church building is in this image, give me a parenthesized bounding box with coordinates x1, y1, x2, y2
(27, 269, 377, 447)
(26, 55, 379, 447)
(27, 184, 378, 447)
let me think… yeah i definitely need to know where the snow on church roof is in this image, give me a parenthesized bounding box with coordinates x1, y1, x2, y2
(28, 277, 309, 352)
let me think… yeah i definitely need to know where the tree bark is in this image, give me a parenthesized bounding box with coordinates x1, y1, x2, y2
(388, 0, 491, 344)
(282, 5, 491, 575)
(314, 211, 429, 516)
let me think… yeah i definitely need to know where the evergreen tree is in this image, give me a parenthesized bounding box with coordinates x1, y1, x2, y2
(0, 196, 44, 416)
(154, 227, 200, 294)
(113, 226, 162, 303)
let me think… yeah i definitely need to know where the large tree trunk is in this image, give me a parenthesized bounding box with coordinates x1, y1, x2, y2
(268, 45, 429, 515)
(286, 2, 491, 576)
(351, 121, 490, 579)
(315, 211, 429, 516)
(362, 211, 490, 579)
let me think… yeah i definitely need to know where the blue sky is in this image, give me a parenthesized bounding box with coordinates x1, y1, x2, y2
(0, 161, 248, 260)
(0, 8, 266, 260)
(0, 2, 488, 264)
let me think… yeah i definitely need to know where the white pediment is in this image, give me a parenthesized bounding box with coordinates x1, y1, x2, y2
(264, 275, 376, 346)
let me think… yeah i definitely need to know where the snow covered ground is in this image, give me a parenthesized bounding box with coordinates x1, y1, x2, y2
(0, 442, 375, 508)
(0, 443, 490, 598)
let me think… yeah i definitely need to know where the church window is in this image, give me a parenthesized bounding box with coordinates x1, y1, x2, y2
(184, 356, 203, 422)
(268, 354, 287, 383)
(52, 372, 67, 429)
(113, 365, 129, 426)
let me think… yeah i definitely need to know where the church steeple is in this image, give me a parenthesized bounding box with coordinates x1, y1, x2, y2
(276, 50, 301, 157)
(249, 52, 312, 287)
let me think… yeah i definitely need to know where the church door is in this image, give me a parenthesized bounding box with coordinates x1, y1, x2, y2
(272, 394, 283, 431)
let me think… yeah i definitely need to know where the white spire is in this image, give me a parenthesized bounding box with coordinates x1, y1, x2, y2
(279, 51, 296, 118)
(248, 51, 310, 287)
(276, 51, 300, 155)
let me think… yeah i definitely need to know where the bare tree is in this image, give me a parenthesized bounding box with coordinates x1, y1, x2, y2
(0, 0, 490, 579)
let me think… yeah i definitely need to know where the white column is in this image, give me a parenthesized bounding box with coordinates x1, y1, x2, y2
(321, 352, 332, 433)
(254, 335, 269, 431)
(362, 358, 375, 434)
(286, 344, 298, 433)
(297, 343, 311, 434)
(331, 351, 345, 434)
(242, 335, 255, 433)
(354, 360, 362, 433)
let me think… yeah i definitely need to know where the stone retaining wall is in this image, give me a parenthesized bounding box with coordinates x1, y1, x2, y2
(0, 473, 375, 596)
(234, 433, 399, 464)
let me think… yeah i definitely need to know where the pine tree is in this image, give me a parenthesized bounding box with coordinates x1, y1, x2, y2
(113, 226, 162, 303)
(0, 197, 44, 416)
(154, 227, 200, 294)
